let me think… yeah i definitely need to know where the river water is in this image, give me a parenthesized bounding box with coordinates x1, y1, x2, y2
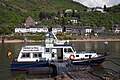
(0, 41, 120, 79)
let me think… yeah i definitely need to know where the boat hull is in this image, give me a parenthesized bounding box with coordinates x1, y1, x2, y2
(11, 61, 49, 70)
(71, 57, 105, 65)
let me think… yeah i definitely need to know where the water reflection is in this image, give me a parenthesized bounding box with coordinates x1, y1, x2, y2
(94, 41, 98, 50)
(85, 42, 92, 51)
(71, 41, 120, 74)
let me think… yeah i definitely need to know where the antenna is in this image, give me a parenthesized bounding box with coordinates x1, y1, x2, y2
(52, 32, 58, 41)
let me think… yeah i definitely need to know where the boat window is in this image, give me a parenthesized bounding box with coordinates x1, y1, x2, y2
(26, 54, 30, 57)
(68, 48, 73, 52)
(64, 48, 73, 53)
(45, 48, 50, 52)
(76, 55, 79, 57)
(21, 53, 30, 58)
(64, 48, 67, 52)
(52, 54, 54, 57)
(33, 53, 42, 58)
(85, 55, 88, 57)
(89, 55, 92, 58)
(21, 54, 25, 58)
(38, 54, 42, 57)
(34, 54, 37, 57)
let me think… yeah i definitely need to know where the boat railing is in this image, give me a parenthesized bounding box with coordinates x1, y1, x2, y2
(39, 58, 46, 61)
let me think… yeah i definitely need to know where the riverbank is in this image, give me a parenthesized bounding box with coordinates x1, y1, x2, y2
(0, 39, 120, 43)
(0, 40, 43, 43)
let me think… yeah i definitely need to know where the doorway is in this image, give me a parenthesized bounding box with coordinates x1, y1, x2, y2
(57, 48, 63, 60)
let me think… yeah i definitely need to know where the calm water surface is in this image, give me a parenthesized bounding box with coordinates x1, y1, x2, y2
(0, 41, 120, 79)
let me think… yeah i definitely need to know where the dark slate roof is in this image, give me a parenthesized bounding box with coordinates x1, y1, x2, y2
(30, 26, 48, 28)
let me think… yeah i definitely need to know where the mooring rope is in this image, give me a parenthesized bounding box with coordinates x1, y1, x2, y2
(103, 67, 120, 74)
(0, 68, 10, 72)
(105, 59, 120, 66)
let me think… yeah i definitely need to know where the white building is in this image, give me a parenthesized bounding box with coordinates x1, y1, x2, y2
(85, 28, 92, 33)
(15, 27, 48, 33)
(65, 9, 73, 13)
(29, 27, 48, 33)
(52, 27, 62, 33)
(114, 28, 120, 33)
(15, 28, 30, 33)
(71, 19, 78, 24)
(87, 7, 104, 13)
(95, 7, 104, 13)
(15, 26, 62, 33)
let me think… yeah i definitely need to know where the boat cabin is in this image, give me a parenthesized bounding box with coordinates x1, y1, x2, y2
(16, 44, 76, 62)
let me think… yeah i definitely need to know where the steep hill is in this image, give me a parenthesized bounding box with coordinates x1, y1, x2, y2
(0, 0, 86, 24)
(108, 4, 120, 13)
(79, 4, 120, 29)
(1, 0, 86, 12)
(0, 0, 119, 34)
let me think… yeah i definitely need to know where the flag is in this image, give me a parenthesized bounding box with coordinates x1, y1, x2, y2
(7, 49, 11, 58)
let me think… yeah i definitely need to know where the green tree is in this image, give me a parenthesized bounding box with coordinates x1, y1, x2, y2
(0, 28, 4, 35)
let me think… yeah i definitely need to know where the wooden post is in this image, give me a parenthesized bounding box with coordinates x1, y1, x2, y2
(1, 37, 4, 43)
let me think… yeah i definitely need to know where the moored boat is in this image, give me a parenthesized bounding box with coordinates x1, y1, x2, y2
(70, 52, 109, 65)
(11, 31, 109, 70)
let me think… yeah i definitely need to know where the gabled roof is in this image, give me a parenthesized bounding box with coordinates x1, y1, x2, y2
(30, 26, 48, 28)
(26, 16, 35, 22)
(50, 25, 62, 28)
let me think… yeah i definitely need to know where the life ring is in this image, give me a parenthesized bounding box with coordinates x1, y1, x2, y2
(70, 54, 75, 60)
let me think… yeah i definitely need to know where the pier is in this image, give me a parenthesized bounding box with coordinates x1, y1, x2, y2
(10, 60, 120, 80)
(50, 61, 103, 80)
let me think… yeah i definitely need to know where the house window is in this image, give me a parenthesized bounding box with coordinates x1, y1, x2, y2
(21, 53, 30, 58)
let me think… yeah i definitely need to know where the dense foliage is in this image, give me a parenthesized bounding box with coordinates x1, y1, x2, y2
(0, 0, 86, 23)
(79, 11, 120, 29)
(0, 0, 119, 35)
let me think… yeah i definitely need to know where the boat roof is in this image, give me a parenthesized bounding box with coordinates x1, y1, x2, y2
(76, 52, 97, 54)
(22, 44, 73, 50)
(25, 45, 43, 47)
(54, 44, 72, 46)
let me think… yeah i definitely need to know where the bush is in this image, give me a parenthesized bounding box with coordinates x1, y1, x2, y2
(16, 74, 27, 80)
(27, 36, 44, 40)
(59, 36, 76, 40)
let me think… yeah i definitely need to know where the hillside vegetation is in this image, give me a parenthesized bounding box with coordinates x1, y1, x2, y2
(0, 0, 86, 24)
(0, 0, 119, 35)
(79, 10, 120, 29)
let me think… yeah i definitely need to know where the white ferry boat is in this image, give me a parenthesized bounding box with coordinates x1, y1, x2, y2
(11, 31, 109, 70)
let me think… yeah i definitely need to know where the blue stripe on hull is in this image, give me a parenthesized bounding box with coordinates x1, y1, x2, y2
(11, 61, 49, 70)
(71, 58, 105, 65)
